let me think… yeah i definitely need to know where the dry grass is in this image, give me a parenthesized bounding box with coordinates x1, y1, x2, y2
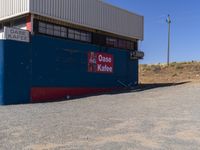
(139, 61, 200, 84)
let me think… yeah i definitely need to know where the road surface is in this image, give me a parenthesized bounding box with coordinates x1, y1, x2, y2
(0, 82, 200, 150)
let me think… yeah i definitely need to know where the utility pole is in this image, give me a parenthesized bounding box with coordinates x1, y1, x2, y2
(166, 14, 171, 66)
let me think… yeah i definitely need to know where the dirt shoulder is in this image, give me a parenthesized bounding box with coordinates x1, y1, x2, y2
(139, 61, 200, 84)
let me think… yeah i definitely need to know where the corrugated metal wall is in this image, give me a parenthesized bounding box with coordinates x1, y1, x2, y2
(0, 0, 29, 20)
(0, 0, 144, 40)
(30, 0, 144, 40)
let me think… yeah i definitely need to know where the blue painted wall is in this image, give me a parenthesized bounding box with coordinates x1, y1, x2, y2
(0, 35, 138, 105)
(31, 35, 138, 88)
(0, 40, 31, 105)
(0, 41, 4, 105)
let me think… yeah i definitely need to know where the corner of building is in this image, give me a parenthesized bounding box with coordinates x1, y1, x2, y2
(0, 40, 5, 105)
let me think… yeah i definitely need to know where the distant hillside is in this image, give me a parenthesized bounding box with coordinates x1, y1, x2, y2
(139, 62, 200, 84)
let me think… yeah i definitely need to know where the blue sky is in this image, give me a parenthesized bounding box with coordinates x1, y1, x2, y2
(105, 0, 200, 64)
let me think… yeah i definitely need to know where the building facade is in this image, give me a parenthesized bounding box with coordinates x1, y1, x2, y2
(0, 0, 144, 105)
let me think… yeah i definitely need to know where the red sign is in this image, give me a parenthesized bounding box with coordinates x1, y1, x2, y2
(88, 52, 114, 73)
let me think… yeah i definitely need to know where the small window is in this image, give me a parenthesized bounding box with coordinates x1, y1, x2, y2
(130, 42, 134, 50)
(106, 37, 117, 47)
(54, 25, 61, 37)
(126, 41, 131, 50)
(134, 41, 138, 50)
(118, 39, 126, 49)
(86, 33, 91, 42)
(39, 22, 46, 28)
(46, 23, 53, 35)
(0, 23, 3, 32)
(61, 27, 67, 38)
(38, 22, 46, 34)
(114, 39, 118, 47)
(68, 29, 75, 39)
(3, 22, 11, 27)
(35, 20, 92, 43)
(81, 32, 87, 41)
(81, 32, 91, 42)
(75, 30, 81, 40)
(39, 26, 46, 34)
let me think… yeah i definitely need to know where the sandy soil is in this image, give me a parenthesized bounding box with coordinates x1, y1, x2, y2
(139, 62, 200, 84)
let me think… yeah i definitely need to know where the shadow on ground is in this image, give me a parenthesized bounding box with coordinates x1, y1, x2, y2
(135, 81, 190, 91)
(71, 81, 191, 100)
(29, 81, 191, 105)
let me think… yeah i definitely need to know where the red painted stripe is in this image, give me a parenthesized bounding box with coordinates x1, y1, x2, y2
(31, 87, 120, 103)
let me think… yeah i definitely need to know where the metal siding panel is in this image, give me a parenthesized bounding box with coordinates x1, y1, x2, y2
(0, 0, 29, 21)
(0, 0, 143, 40)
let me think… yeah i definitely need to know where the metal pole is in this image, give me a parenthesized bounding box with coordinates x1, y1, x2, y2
(166, 15, 171, 66)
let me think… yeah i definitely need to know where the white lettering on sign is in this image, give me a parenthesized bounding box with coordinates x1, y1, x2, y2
(4, 27, 30, 42)
(88, 52, 114, 74)
(97, 64, 113, 72)
(130, 51, 144, 60)
(98, 55, 112, 63)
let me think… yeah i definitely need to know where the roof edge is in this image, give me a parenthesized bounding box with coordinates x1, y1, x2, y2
(98, 0, 143, 18)
(0, 12, 30, 22)
(32, 12, 143, 40)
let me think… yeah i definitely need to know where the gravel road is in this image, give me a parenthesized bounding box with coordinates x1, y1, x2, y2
(1, 83, 200, 150)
